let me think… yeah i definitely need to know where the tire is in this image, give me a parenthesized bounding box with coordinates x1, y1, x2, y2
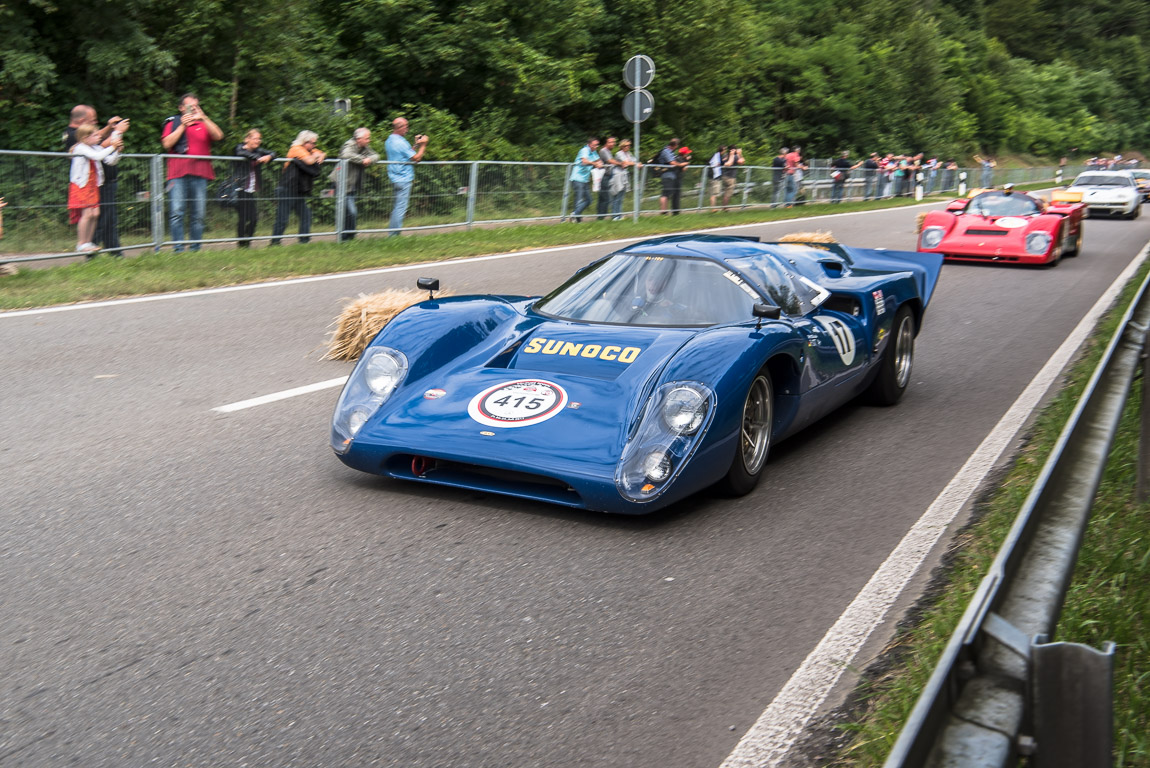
(865, 306, 915, 405)
(715, 371, 773, 497)
(1131, 204, 1142, 220)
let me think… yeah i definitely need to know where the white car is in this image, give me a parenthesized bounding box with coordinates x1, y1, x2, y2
(1057, 170, 1142, 219)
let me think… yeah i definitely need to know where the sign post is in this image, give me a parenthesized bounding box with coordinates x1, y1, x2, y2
(623, 55, 655, 222)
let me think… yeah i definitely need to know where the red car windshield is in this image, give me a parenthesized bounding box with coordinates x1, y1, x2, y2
(967, 191, 1042, 217)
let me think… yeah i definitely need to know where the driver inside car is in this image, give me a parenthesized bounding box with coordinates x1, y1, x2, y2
(631, 267, 688, 324)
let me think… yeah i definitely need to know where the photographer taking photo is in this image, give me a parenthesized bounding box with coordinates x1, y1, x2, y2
(161, 93, 223, 252)
(385, 117, 429, 236)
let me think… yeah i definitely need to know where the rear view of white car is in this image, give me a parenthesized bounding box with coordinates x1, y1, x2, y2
(1055, 170, 1142, 219)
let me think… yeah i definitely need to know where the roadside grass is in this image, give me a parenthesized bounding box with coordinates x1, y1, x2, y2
(0, 196, 931, 310)
(827, 258, 1150, 766)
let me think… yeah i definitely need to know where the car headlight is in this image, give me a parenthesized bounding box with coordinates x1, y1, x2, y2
(642, 450, 673, 483)
(1025, 231, 1052, 255)
(331, 346, 409, 454)
(616, 381, 714, 502)
(364, 348, 408, 397)
(920, 226, 946, 250)
(662, 386, 709, 435)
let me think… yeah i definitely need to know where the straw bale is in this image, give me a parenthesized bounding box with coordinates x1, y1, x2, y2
(778, 230, 837, 243)
(916, 212, 928, 232)
(325, 289, 445, 361)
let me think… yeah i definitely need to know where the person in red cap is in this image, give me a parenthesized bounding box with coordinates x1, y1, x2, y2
(656, 139, 691, 215)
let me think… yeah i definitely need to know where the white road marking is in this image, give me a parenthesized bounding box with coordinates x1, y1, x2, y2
(212, 376, 348, 413)
(719, 240, 1150, 768)
(0, 204, 940, 320)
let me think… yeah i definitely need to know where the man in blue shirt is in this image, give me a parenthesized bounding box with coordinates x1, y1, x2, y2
(384, 117, 429, 236)
(569, 137, 602, 222)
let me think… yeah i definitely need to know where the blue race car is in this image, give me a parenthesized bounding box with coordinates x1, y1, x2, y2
(331, 234, 943, 514)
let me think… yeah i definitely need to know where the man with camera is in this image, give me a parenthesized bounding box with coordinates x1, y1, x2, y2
(384, 117, 429, 236)
(161, 93, 223, 252)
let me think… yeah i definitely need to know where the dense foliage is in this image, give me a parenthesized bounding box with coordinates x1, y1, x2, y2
(2, 0, 1147, 161)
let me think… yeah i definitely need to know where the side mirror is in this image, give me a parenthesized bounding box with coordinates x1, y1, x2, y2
(417, 277, 440, 299)
(753, 303, 781, 330)
(753, 303, 782, 320)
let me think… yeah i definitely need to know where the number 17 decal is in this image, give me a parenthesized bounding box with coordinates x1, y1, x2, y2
(814, 316, 857, 366)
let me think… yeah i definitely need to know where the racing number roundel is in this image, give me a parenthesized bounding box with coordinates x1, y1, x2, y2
(814, 316, 857, 366)
(468, 379, 569, 428)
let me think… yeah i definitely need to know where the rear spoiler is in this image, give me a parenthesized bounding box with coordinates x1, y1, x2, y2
(843, 247, 945, 309)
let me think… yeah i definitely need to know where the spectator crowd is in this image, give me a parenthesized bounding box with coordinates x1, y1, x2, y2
(17, 93, 1147, 254)
(55, 94, 432, 256)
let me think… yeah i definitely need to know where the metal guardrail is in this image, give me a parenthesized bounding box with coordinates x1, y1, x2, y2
(885, 257, 1150, 767)
(0, 149, 1075, 263)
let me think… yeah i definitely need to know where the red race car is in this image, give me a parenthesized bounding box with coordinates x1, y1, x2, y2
(918, 186, 1086, 266)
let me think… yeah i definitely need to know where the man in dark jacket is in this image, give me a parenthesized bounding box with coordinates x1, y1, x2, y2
(337, 128, 380, 241)
(270, 131, 325, 246)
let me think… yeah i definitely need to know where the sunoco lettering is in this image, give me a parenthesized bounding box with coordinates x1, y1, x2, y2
(522, 337, 642, 363)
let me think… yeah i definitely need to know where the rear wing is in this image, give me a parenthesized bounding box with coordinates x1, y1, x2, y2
(842, 247, 945, 310)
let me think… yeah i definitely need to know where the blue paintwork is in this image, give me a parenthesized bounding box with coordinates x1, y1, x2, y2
(332, 235, 944, 514)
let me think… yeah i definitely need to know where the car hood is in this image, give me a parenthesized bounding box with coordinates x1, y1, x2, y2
(944, 214, 1035, 241)
(1067, 185, 1134, 198)
(362, 320, 701, 474)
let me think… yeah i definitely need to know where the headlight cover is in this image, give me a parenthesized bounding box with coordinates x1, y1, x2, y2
(920, 226, 946, 250)
(616, 381, 715, 503)
(1025, 231, 1052, 255)
(331, 346, 409, 454)
(662, 385, 709, 435)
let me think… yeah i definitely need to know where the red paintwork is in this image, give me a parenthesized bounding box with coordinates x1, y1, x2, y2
(918, 190, 1087, 266)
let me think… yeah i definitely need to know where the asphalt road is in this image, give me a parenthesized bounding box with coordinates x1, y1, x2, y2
(2, 206, 1148, 767)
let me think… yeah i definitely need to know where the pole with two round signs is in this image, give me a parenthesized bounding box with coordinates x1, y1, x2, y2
(622, 55, 654, 222)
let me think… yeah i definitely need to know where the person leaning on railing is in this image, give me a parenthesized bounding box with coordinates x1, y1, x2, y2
(270, 131, 325, 246)
(232, 129, 275, 248)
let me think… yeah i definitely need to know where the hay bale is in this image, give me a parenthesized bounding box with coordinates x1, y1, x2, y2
(325, 289, 442, 361)
(916, 212, 928, 233)
(778, 230, 837, 243)
(0, 263, 18, 277)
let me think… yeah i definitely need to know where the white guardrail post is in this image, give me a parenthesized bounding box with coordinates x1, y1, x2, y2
(334, 158, 348, 240)
(150, 154, 165, 252)
(465, 162, 479, 229)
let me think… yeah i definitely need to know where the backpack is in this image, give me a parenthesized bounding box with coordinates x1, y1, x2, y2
(161, 116, 189, 155)
(648, 152, 666, 177)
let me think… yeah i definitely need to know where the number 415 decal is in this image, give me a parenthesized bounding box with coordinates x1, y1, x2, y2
(813, 316, 857, 366)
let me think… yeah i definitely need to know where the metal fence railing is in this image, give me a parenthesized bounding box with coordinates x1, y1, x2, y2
(884, 255, 1150, 767)
(0, 149, 1081, 263)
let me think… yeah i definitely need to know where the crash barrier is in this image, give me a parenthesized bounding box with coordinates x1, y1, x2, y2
(884, 263, 1150, 767)
(0, 149, 1071, 262)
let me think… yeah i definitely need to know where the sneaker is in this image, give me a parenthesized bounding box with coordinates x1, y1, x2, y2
(78, 242, 100, 253)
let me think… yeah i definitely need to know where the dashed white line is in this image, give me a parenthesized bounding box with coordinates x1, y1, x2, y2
(719, 240, 1150, 768)
(212, 376, 348, 413)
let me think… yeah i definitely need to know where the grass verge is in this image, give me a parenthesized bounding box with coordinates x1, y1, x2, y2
(0, 197, 931, 311)
(823, 258, 1150, 766)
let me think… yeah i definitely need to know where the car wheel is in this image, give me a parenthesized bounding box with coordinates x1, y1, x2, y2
(715, 371, 773, 497)
(1131, 204, 1142, 220)
(865, 306, 915, 406)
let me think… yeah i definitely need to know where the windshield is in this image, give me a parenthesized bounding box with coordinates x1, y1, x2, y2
(967, 191, 1043, 217)
(1072, 174, 1134, 187)
(535, 253, 765, 326)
